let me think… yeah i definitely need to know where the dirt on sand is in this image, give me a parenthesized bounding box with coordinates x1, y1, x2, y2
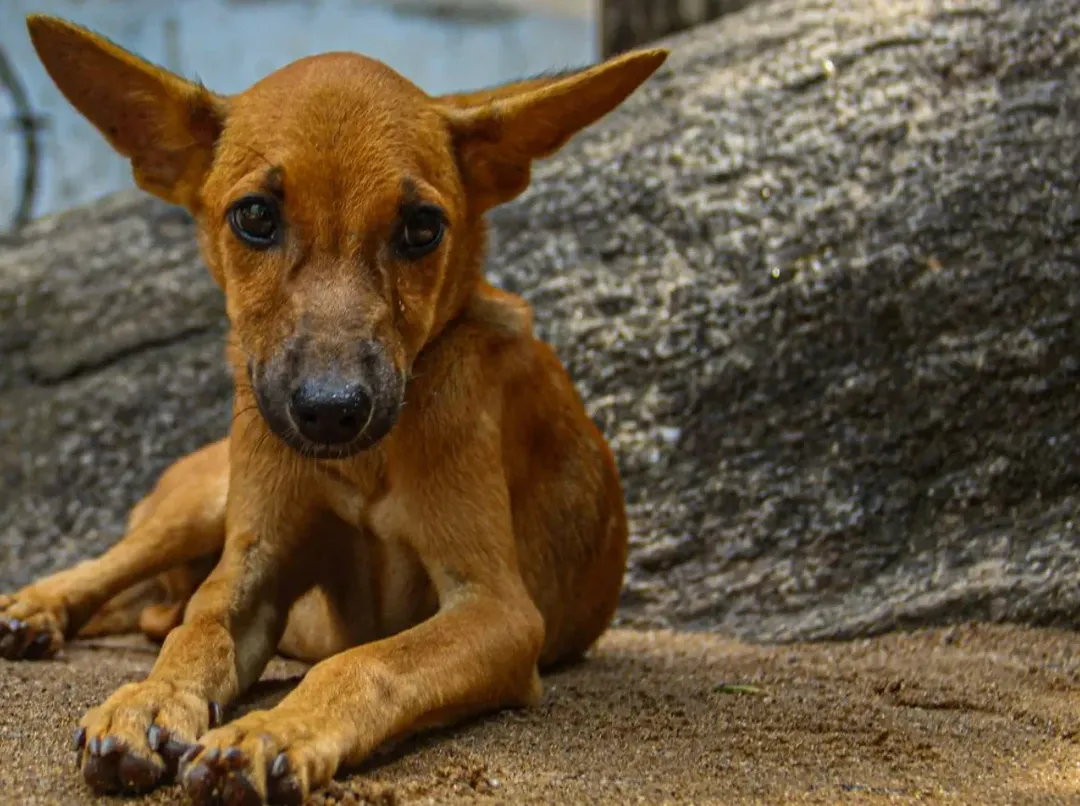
(1, 624, 1079, 805)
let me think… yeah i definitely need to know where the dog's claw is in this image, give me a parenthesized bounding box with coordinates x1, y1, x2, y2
(209, 701, 223, 728)
(73, 679, 207, 795)
(267, 753, 303, 806)
(72, 726, 87, 752)
(147, 724, 164, 751)
(222, 746, 245, 767)
(146, 724, 190, 777)
(180, 743, 203, 768)
(0, 592, 66, 660)
(179, 721, 324, 806)
(79, 735, 169, 794)
(160, 738, 193, 777)
(183, 747, 257, 806)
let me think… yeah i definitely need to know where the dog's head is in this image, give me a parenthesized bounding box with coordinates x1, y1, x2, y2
(27, 15, 666, 459)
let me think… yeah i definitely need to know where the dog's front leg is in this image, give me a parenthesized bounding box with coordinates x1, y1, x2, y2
(183, 582, 543, 803)
(73, 437, 316, 797)
(0, 438, 229, 660)
(180, 442, 545, 804)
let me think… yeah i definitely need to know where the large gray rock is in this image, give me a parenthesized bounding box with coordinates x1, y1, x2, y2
(2, 0, 1078, 643)
(601, 0, 757, 56)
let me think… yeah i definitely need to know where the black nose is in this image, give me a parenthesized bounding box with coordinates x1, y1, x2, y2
(288, 376, 372, 445)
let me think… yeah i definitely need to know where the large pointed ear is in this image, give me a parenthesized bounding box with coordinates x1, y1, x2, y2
(26, 15, 226, 212)
(440, 48, 667, 212)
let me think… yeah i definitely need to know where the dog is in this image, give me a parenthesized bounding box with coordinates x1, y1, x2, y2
(0, 14, 666, 805)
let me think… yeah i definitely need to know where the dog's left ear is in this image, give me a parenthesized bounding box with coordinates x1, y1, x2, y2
(440, 48, 668, 213)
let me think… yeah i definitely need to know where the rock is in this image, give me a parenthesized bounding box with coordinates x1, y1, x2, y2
(600, 0, 757, 56)
(2, 0, 1079, 642)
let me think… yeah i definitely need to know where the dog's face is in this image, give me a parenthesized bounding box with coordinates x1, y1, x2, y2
(27, 15, 666, 458)
(199, 57, 468, 458)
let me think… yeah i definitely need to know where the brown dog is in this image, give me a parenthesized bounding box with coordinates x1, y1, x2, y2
(1, 14, 666, 805)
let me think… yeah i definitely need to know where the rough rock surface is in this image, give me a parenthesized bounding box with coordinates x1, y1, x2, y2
(601, 0, 758, 57)
(2, 0, 1079, 642)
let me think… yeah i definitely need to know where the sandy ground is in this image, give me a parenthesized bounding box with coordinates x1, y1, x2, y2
(1, 624, 1079, 805)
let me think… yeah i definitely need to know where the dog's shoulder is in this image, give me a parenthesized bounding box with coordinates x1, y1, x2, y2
(462, 284, 533, 341)
(445, 284, 541, 382)
(406, 285, 546, 418)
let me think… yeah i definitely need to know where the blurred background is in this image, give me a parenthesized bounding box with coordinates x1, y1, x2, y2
(0, 0, 744, 232)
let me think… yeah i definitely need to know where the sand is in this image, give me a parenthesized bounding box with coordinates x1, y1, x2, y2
(1, 624, 1079, 805)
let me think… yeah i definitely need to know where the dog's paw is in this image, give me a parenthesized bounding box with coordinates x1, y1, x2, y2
(0, 589, 66, 660)
(181, 709, 339, 806)
(75, 679, 223, 795)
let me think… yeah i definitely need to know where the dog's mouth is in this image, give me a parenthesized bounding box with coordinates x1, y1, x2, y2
(247, 359, 404, 461)
(264, 418, 389, 461)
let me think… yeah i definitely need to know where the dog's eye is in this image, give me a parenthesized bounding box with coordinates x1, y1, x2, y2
(396, 206, 445, 258)
(228, 195, 280, 248)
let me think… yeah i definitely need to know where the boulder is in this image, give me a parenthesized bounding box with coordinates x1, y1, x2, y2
(601, 0, 757, 56)
(2, 0, 1078, 642)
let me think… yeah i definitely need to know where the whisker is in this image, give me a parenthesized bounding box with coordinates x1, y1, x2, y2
(246, 428, 274, 467)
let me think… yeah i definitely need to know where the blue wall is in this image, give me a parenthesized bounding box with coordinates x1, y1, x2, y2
(0, 0, 595, 227)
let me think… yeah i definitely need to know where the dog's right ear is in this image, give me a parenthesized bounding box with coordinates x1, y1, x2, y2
(26, 15, 226, 212)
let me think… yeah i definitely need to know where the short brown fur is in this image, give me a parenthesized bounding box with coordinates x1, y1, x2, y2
(2, 15, 666, 804)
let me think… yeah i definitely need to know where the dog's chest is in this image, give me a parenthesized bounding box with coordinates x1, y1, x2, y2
(321, 472, 370, 529)
(319, 472, 437, 640)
